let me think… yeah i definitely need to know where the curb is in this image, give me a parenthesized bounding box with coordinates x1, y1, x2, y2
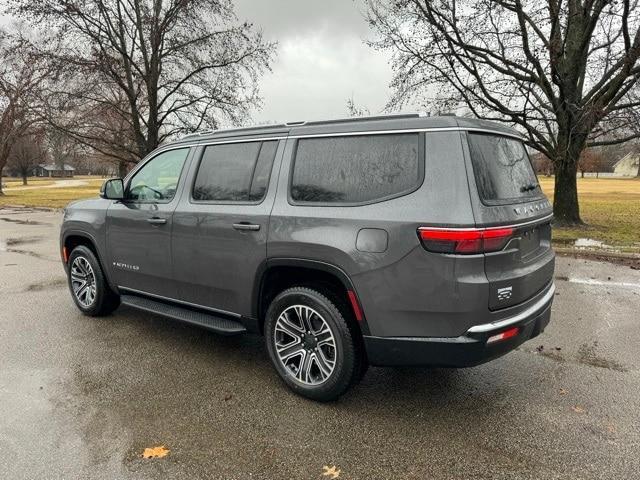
(554, 246, 640, 260)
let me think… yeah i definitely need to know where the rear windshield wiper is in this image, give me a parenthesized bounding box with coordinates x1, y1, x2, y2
(520, 183, 539, 193)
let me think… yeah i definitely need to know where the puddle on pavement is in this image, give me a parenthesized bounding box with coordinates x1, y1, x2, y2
(5, 236, 43, 246)
(0, 217, 49, 225)
(577, 341, 627, 372)
(25, 278, 67, 292)
(527, 343, 628, 372)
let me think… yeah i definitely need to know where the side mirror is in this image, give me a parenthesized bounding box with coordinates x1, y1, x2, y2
(100, 178, 124, 200)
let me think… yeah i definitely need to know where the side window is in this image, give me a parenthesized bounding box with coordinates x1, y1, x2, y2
(127, 148, 189, 202)
(290, 133, 421, 204)
(192, 140, 278, 202)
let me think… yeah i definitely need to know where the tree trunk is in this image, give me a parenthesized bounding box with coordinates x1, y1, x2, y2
(553, 157, 582, 225)
(22, 174, 28, 185)
(0, 158, 6, 196)
(118, 161, 128, 178)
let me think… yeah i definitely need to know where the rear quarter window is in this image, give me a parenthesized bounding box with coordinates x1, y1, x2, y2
(467, 133, 542, 204)
(290, 133, 422, 205)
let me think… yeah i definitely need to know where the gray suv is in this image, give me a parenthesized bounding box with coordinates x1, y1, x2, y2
(61, 114, 555, 401)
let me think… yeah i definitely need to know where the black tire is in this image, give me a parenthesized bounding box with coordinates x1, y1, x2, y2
(264, 287, 365, 401)
(67, 245, 120, 316)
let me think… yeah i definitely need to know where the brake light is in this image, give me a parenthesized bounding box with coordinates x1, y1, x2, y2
(487, 326, 519, 344)
(417, 227, 514, 254)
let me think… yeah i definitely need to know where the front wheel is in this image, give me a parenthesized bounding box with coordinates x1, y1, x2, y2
(67, 245, 120, 316)
(264, 287, 365, 401)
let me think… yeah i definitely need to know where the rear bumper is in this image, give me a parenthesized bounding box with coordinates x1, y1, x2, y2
(363, 284, 554, 367)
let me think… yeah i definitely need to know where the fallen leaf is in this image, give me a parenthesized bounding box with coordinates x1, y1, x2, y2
(559, 388, 568, 395)
(142, 445, 170, 459)
(571, 405, 586, 414)
(322, 465, 341, 479)
(536, 345, 544, 352)
(224, 394, 233, 401)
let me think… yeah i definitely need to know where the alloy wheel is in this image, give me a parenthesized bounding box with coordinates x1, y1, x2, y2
(71, 256, 97, 308)
(274, 305, 337, 385)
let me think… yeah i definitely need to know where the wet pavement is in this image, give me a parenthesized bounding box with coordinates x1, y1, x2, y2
(1, 207, 639, 479)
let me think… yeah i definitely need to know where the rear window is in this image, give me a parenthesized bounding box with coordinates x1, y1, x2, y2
(468, 133, 541, 204)
(291, 133, 421, 204)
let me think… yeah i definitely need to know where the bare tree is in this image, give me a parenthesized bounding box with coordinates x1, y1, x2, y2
(7, 133, 47, 185)
(365, 0, 640, 224)
(0, 30, 54, 194)
(578, 148, 605, 178)
(346, 96, 371, 117)
(48, 128, 84, 174)
(531, 152, 554, 176)
(11, 0, 276, 164)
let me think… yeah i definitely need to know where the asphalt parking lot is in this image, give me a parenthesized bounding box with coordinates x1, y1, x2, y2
(1, 207, 639, 480)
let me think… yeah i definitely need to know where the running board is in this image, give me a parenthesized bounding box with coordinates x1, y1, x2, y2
(120, 294, 247, 335)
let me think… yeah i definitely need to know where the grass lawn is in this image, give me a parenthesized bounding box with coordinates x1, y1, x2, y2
(0, 177, 105, 209)
(2, 177, 57, 188)
(538, 176, 640, 252)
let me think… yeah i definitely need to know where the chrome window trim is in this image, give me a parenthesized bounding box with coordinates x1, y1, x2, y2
(419, 213, 554, 232)
(118, 286, 241, 318)
(466, 283, 555, 333)
(287, 127, 523, 141)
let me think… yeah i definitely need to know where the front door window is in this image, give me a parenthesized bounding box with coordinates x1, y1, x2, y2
(127, 148, 189, 202)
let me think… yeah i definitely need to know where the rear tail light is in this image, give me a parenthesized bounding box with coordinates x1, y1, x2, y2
(417, 226, 515, 254)
(487, 326, 519, 344)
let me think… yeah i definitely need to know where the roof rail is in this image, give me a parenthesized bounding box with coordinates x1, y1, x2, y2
(181, 123, 289, 139)
(293, 112, 430, 127)
(179, 112, 432, 139)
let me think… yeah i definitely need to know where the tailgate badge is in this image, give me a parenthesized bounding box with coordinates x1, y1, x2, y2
(497, 286, 513, 301)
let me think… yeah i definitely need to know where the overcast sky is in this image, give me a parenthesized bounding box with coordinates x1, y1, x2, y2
(233, 0, 394, 124)
(0, 0, 396, 124)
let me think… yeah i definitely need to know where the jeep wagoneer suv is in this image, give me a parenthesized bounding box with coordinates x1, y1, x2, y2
(61, 114, 555, 401)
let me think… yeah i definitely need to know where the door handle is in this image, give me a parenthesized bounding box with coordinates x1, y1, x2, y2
(232, 222, 260, 231)
(147, 217, 167, 225)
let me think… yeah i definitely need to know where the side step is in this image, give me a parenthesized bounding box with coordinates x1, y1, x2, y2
(120, 294, 247, 336)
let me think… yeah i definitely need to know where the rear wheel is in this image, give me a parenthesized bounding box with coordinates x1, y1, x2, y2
(265, 287, 365, 401)
(67, 246, 120, 316)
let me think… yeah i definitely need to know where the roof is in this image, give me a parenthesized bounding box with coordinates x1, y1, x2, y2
(612, 152, 640, 169)
(164, 113, 521, 148)
(38, 164, 75, 171)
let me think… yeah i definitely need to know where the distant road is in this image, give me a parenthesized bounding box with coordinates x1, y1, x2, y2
(3, 179, 88, 192)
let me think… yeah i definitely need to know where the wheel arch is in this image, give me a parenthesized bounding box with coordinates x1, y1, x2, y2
(62, 231, 116, 291)
(252, 258, 370, 336)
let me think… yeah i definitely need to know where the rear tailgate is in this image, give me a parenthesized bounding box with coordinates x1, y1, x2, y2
(463, 131, 555, 310)
(484, 215, 554, 309)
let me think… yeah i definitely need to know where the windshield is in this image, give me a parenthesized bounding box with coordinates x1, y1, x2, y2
(467, 133, 542, 204)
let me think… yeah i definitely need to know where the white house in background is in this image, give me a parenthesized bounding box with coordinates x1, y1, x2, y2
(32, 164, 75, 178)
(612, 153, 639, 176)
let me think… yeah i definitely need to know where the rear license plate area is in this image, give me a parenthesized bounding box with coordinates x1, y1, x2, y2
(520, 227, 540, 257)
